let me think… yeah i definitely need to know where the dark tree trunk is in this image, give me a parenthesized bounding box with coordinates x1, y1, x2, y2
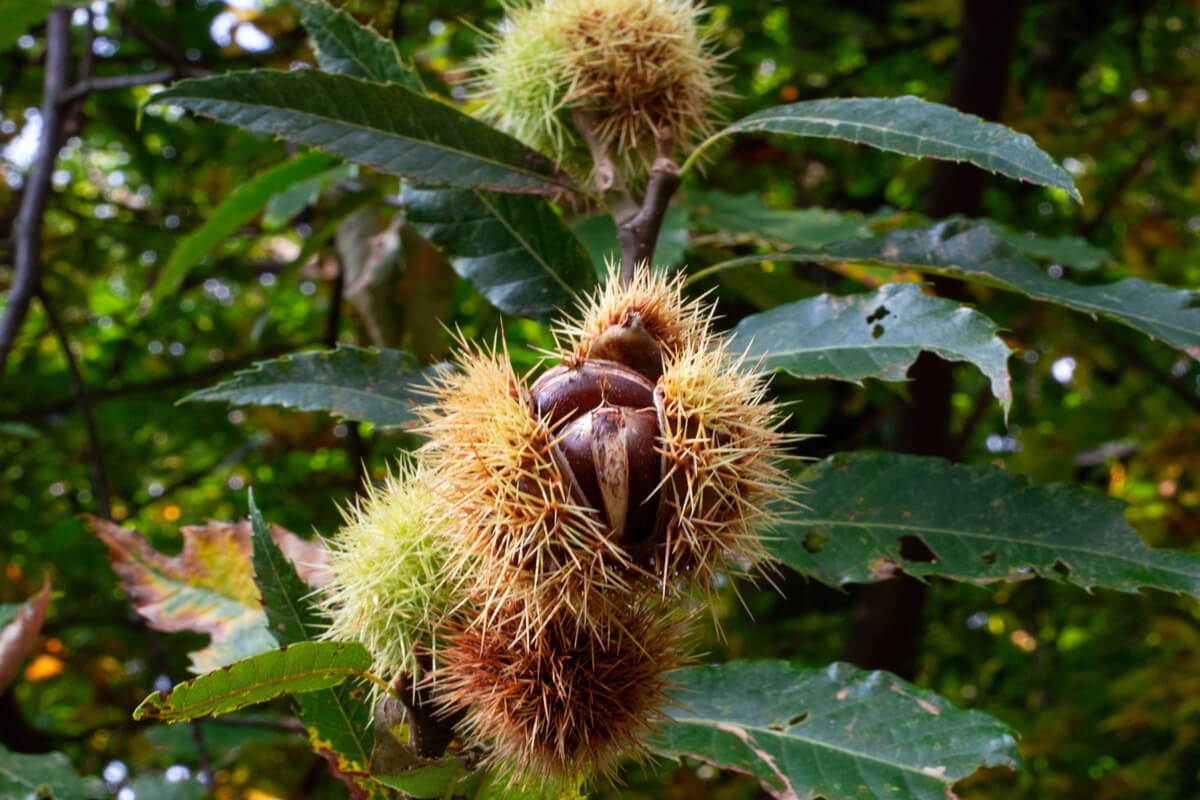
(840, 0, 1024, 680)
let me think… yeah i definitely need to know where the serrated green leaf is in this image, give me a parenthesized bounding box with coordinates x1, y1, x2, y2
(290, 0, 421, 90)
(732, 282, 1013, 415)
(713, 221, 1200, 358)
(296, 682, 376, 793)
(150, 70, 571, 194)
(687, 189, 870, 249)
(154, 152, 336, 301)
(402, 186, 596, 320)
(692, 96, 1079, 201)
(181, 344, 440, 429)
(0, 746, 101, 800)
(246, 494, 377, 795)
(651, 660, 1021, 800)
(134, 641, 371, 722)
(982, 221, 1108, 270)
(774, 452, 1200, 595)
(262, 163, 356, 229)
(249, 491, 322, 645)
(373, 759, 467, 797)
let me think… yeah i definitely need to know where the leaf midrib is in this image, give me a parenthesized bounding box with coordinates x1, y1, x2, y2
(195, 381, 411, 409)
(730, 110, 1061, 186)
(165, 73, 562, 187)
(473, 190, 575, 295)
(156, 665, 362, 719)
(759, 340, 998, 358)
(668, 715, 987, 784)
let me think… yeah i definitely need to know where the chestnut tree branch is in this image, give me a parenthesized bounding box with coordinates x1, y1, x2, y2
(58, 69, 182, 104)
(617, 131, 681, 285)
(0, 8, 72, 380)
(36, 289, 112, 521)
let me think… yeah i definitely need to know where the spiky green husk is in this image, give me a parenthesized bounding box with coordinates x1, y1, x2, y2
(437, 597, 687, 788)
(318, 461, 455, 685)
(474, 0, 724, 183)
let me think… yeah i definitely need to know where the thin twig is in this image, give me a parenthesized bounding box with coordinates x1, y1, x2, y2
(1082, 116, 1169, 237)
(4, 341, 320, 421)
(37, 290, 112, 520)
(190, 721, 215, 793)
(324, 254, 369, 490)
(59, 69, 180, 104)
(203, 715, 306, 734)
(127, 436, 267, 517)
(951, 383, 997, 457)
(58, 7, 95, 140)
(617, 130, 681, 284)
(113, 6, 188, 69)
(1099, 326, 1200, 413)
(0, 8, 72, 379)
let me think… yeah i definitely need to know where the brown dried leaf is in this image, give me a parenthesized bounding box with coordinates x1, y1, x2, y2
(0, 576, 51, 694)
(88, 517, 329, 673)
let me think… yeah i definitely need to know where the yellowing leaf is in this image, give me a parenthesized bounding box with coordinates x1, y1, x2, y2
(89, 517, 328, 673)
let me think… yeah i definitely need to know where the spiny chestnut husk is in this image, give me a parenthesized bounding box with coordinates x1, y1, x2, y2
(436, 596, 686, 786)
(473, 0, 725, 183)
(419, 270, 793, 637)
(419, 340, 633, 641)
(318, 460, 455, 687)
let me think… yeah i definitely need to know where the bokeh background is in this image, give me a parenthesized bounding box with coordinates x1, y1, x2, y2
(2, 1, 1199, 798)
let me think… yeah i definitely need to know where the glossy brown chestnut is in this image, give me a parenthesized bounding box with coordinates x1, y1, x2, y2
(531, 359, 655, 426)
(530, 359, 664, 552)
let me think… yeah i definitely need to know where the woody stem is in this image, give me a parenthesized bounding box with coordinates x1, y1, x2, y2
(617, 130, 681, 286)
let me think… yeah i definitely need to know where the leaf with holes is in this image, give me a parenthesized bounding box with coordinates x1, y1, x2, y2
(134, 641, 371, 722)
(153, 152, 337, 301)
(732, 282, 1013, 415)
(401, 185, 596, 320)
(149, 71, 571, 194)
(774, 452, 1200, 594)
(290, 0, 422, 90)
(182, 345, 441, 429)
(651, 660, 1020, 800)
(90, 516, 326, 673)
(0, 576, 50, 695)
(722, 221, 1200, 358)
(694, 96, 1079, 200)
